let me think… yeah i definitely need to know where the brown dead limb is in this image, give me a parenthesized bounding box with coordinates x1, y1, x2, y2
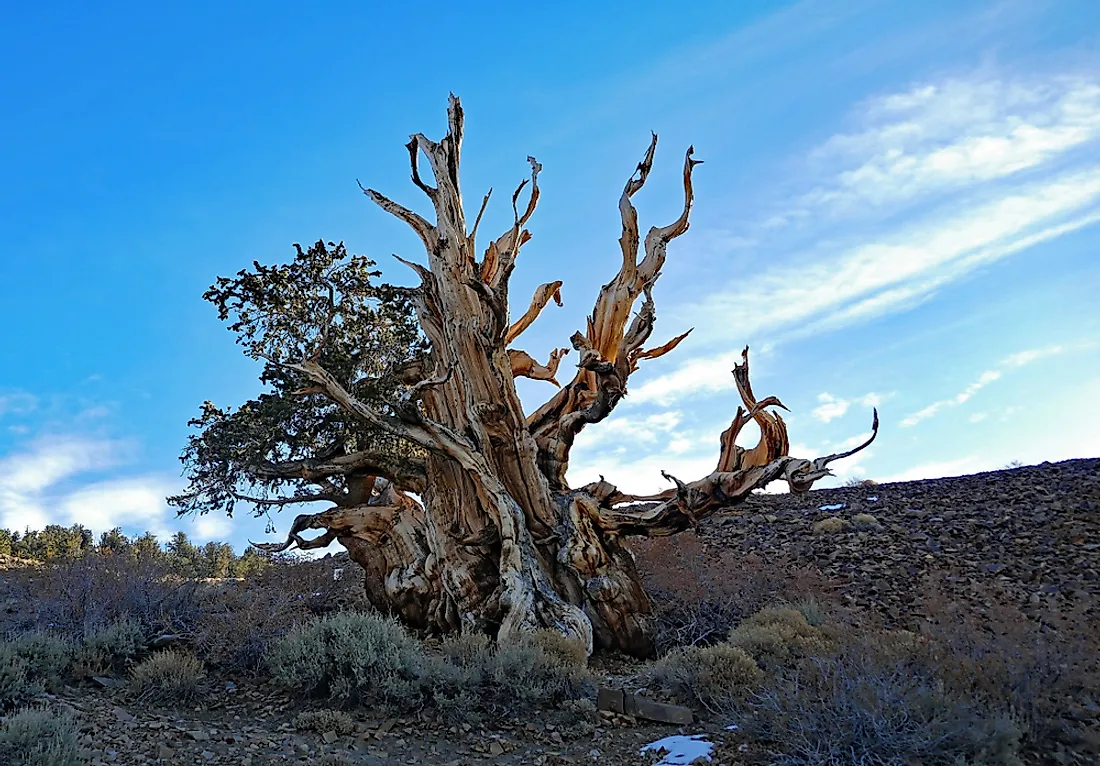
(509, 347, 569, 386)
(506, 280, 564, 344)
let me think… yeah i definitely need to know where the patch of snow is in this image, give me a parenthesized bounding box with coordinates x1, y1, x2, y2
(725, 724, 739, 730)
(641, 735, 713, 765)
(866, 496, 879, 502)
(818, 503, 846, 511)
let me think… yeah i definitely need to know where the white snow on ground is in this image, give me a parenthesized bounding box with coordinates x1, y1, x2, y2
(818, 503, 846, 511)
(640, 734, 714, 765)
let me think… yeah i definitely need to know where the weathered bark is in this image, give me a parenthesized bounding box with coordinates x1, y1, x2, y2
(256, 97, 877, 657)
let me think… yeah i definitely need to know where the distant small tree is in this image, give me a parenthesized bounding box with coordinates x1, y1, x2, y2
(229, 546, 270, 578)
(0, 529, 12, 557)
(131, 532, 162, 562)
(165, 531, 202, 575)
(97, 527, 131, 556)
(201, 541, 235, 579)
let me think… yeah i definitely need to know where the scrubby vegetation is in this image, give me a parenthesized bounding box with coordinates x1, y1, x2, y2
(812, 516, 851, 534)
(0, 706, 81, 766)
(633, 532, 1100, 766)
(266, 613, 590, 718)
(651, 643, 763, 714)
(2, 467, 1097, 764)
(130, 650, 205, 704)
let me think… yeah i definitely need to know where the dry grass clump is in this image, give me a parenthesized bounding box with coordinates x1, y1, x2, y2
(812, 517, 850, 534)
(850, 513, 880, 530)
(728, 607, 828, 668)
(0, 706, 81, 766)
(130, 650, 205, 705)
(294, 709, 356, 735)
(651, 644, 763, 714)
(785, 597, 827, 627)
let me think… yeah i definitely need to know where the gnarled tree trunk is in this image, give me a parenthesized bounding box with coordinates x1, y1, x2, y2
(256, 98, 876, 657)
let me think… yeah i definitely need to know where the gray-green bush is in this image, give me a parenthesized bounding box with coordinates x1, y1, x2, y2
(0, 707, 81, 766)
(746, 645, 1024, 766)
(0, 645, 38, 711)
(75, 617, 144, 674)
(7, 632, 74, 687)
(267, 614, 590, 717)
(266, 612, 431, 710)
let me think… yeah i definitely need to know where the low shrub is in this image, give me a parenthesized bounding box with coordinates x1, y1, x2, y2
(745, 641, 1024, 766)
(294, 709, 356, 735)
(268, 614, 590, 718)
(191, 576, 311, 672)
(130, 650, 205, 705)
(785, 597, 827, 628)
(0, 645, 38, 711)
(0, 706, 81, 766)
(75, 617, 144, 675)
(651, 643, 763, 714)
(850, 513, 880, 530)
(727, 607, 828, 668)
(6, 632, 74, 688)
(266, 612, 430, 711)
(812, 517, 850, 534)
(480, 630, 590, 714)
(633, 534, 842, 653)
(33, 554, 202, 637)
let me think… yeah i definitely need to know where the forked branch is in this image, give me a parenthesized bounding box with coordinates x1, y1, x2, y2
(588, 347, 879, 535)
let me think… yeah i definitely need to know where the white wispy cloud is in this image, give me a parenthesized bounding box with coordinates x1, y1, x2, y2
(812, 393, 849, 423)
(628, 350, 741, 406)
(900, 344, 1067, 427)
(691, 168, 1100, 343)
(573, 410, 684, 449)
(58, 477, 178, 540)
(803, 75, 1100, 215)
(881, 455, 999, 483)
(0, 435, 225, 543)
(645, 69, 1100, 407)
(0, 392, 37, 417)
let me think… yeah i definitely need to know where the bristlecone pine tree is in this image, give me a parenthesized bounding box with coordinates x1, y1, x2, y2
(171, 96, 876, 657)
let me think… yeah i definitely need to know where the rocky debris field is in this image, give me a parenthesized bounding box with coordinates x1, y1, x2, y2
(719, 457, 1100, 626)
(49, 680, 754, 766)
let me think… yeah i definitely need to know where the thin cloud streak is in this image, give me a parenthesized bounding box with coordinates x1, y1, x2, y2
(900, 344, 1067, 427)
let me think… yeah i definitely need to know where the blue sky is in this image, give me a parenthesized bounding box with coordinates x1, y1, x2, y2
(2, 0, 1099, 552)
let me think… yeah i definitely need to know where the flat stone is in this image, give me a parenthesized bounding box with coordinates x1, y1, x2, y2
(623, 692, 693, 725)
(596, 687, 625, 714)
